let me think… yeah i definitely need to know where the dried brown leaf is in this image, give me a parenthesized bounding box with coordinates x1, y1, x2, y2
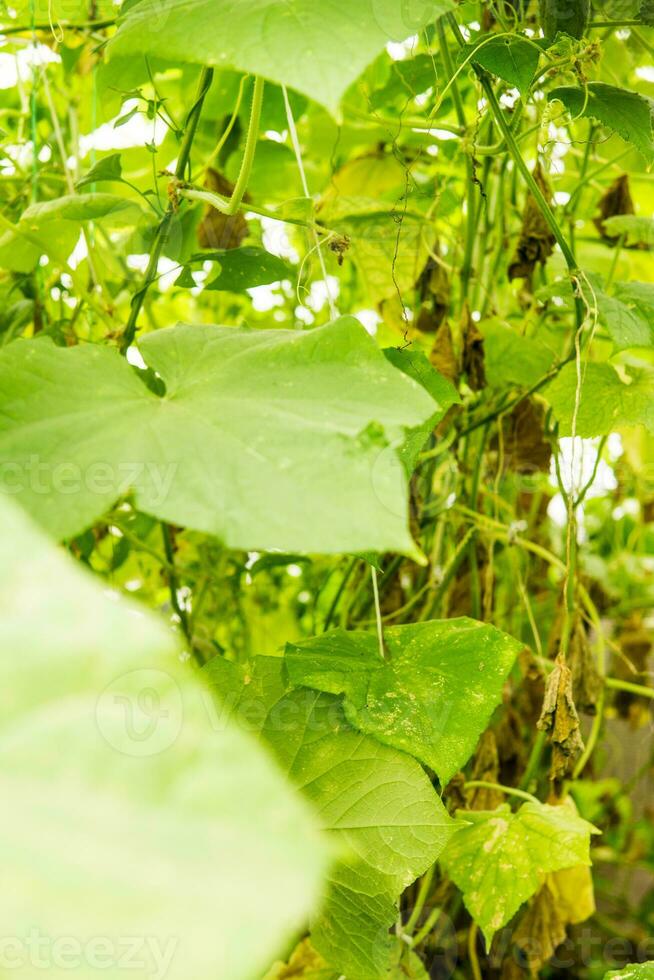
(593, 174, 635, 243)
(496, 398, 552, 475)
(262, 938, 329, 979)
(429, 320, 459, 385)
(197, 168, 249, 250)
(461, 303, 486, 391)
(569, 620, 602, 715)
(537, 654, 584, 781)
(508, 164, 556, 282)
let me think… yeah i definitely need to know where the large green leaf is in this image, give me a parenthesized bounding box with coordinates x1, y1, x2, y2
(0, 318, 441, 556)
(545, 361, 654, 436)
(204, 655, 457, 978)
(107, 0, 455, 115)
(0, 495, 330, 980)
(286, 618, 523, 784)
(548, 83, 654, 163)
(440, 801, 598, 948)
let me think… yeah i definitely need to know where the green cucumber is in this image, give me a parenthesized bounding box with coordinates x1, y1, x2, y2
(539, 0, 591, 39)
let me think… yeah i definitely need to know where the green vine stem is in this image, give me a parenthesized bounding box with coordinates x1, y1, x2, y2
(120, 65, 214, 353)
(224, 75, 264, 215)
(463, 780, 540, 804)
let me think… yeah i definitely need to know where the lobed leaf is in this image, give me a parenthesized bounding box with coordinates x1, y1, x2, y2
(286, 618, 523, 784)
(0, 317, 443, 557)
(441, 800, 599, 948)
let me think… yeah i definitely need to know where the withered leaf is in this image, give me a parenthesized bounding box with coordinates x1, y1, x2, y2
(262, 937, 329, 979)
(197, 168, 249, 250)
(537, 654, 584, 781)
(513, 863, 595, 973)
(508, 164, 556, 283)
(513, 877, 565, 972)
(569, 620, 603, 715)
(429, 320, 459, 385)
(495, 398, 552, 475)
(416, 248, 450, 330)
(593, 174, 636, 243)
(461, 303, 486, 391)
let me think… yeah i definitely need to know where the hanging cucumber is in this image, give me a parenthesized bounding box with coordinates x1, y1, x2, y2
(539, 0, 591, 39)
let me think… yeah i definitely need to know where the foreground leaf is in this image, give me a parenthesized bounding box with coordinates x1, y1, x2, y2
(440, 800, 598, 947)
(107, 0, 454, 114)
(0, 318, 440, 556)
(286, 618, 523, 784)
(205, 655, 457, 978)
(548, 83, 654, 163)
(0, 496, 330, 979)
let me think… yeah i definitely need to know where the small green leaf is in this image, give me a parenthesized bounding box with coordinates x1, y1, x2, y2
(441, 801, 599, 948)
(286, 618, 523, 784)
(75, 153, 123, 188)
(596, 281, 654, 350)
(545, 361, 654, 436)
(204, 246, 291, 291)
(548, 83, 654, 163)
(464, 36, 543, 96)
(0, 496, 330, 980)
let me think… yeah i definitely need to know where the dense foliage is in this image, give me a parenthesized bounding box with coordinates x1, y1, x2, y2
(1, 0, 654, 977)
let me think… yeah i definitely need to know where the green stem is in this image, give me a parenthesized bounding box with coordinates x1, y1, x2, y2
(1, 17, 114, 33)
(120, 65, 214, 352)
(405, 863, 435, 935)
(605, 677, 654, 699)
(464, 780, 539, 804)
(225, 75, 264, 215)
(178, 186, 332, 235)
(411, 904, 442, 948)
(161, 523, 195, 656)
(519, 732, 547, 792)
(589, 20, 643, 28)
(437, 17, 476, 298)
